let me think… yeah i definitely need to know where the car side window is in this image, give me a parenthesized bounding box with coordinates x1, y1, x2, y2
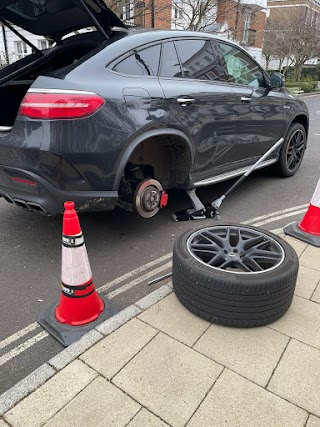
(219, 42, 265, 87)
(113, 44, 161, 76)
(175, 39, 227, 81)
(159, 42, 182, 78)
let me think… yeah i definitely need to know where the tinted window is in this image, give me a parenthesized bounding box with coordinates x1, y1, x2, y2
(113, 44, 161, 76)
(159, 42, 182, 78)
(175, 39, 227, 81)
(219, 42, 265, 87)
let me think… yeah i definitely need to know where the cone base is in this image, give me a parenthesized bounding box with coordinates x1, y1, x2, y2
(55, 292, 104, 326)
(284, 221, 320, 247)
(299, 204, 320, 236)
(38, 298, 119, 347)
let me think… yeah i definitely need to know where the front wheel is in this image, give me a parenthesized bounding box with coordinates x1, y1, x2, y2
(273, 123, 306, 177)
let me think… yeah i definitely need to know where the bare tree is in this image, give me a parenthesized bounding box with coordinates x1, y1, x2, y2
(171, 0, 218, 31)
(265, 7, 320, 80)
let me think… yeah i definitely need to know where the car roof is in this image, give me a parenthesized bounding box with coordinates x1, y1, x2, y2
(124, 29, 241, 47)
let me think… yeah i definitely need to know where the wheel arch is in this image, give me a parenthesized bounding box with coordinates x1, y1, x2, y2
(113, 128, 195, 191)
(290, 114, 309, 139)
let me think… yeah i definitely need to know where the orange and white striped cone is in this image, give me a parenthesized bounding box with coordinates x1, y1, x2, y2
(284, 179, 320, 247)
(38, 201, 117, 346)
(55, 201, 104, 325)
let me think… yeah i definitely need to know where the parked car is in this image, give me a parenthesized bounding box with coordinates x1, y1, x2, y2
(0, 0, 309, 218)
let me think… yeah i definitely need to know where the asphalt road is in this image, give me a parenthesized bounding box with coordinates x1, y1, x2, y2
(1, 94, 320, 394)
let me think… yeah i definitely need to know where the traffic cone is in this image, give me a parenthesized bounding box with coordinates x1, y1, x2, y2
(284, 179, 320, 247)
(38, 201, 117, 346)
(55, 201, 104, 325)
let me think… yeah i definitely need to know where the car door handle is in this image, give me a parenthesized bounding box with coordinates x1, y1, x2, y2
(177, 97, 195, 106)
(241, 97, 252, 103)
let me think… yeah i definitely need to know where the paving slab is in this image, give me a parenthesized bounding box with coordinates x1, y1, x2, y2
(188, 369, 307, 427)
(295, 265, 320, 299)
(0, 420, 10, 427)
(138, 293, 209, 346)
(113, 332, 222, 427)
(307, 416, 320, 427)
(311, 282, 320, 304)
(268, 339, 320, 416)
(4, 360, 97, 427)
(268, 295, 320, 348)
(194, 323, 289, 387)
(299, 245, 320, 271)
(80, 318, 157, 379)
(127, 408, 170, 427)
(283, 235, 308, 257)
(43, 376, 140, 427)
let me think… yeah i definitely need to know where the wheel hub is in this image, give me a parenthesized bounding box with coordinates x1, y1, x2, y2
(187, 225, 285, 274)
(134, 179, 163, 218)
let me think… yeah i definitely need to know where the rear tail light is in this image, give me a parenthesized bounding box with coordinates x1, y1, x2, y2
(10, 176, 38, 186)
(18, 90, 105, 120)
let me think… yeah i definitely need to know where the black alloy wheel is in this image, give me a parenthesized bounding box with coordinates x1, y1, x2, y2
(274, 123, 306, 177)
(172, 224, 299, 327)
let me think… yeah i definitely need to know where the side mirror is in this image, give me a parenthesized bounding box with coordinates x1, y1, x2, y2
(270, 72, 285, 88)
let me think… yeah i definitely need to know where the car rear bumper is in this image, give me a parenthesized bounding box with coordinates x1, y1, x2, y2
(0, 166, 118, 215)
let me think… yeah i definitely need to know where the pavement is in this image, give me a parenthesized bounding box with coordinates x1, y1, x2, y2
(1, 228, 320, 427)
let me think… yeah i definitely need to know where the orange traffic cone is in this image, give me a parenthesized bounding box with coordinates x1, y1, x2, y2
(55, 202, 104, 325)
(284, 179, 320, 246)
(38, 201, 116, 346)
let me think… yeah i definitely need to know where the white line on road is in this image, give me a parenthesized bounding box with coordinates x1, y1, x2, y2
(107, 262, 172, 299)
(242, 204, 308, 225)
(0, 322, 39, 350)
(0, 332, 48, 367)
(250, 208, 307, 227)
(97, 252, 171, 294)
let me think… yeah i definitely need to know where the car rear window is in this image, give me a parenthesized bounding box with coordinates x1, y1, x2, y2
(113, 44, 161, 76)
(159, 41, 182, 78)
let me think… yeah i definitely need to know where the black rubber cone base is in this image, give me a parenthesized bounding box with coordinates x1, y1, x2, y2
(38, 296, 119, 347)
(284, 222, 320, 247)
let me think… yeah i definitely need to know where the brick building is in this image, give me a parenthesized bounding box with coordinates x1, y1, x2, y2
(123, 0, 268, 64)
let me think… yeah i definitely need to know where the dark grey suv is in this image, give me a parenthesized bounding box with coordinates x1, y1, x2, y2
(0, 0, 309, 217)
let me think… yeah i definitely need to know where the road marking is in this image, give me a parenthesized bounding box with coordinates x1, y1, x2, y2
(0, 332, 48, 367)
(97, 252, 171, 293)
(251, 208, 307, 227)
(107, 262, 172, 299)
(0, 322, 39, 350)
(243, 204, 308, 225)
(0, 204, 309, 365)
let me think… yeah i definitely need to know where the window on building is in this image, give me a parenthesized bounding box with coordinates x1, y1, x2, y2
(122, 0, 135, 25)
(113, 44, 161, 76)
(38, 39, 49, 50)
(219, 42, 265, 87)
(174, 6, 183, 19)
(14, 41, 28, 59)
(242, 12, 252, 44)
(175, 39, 227, 81)
(159, 42, 182, 78)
